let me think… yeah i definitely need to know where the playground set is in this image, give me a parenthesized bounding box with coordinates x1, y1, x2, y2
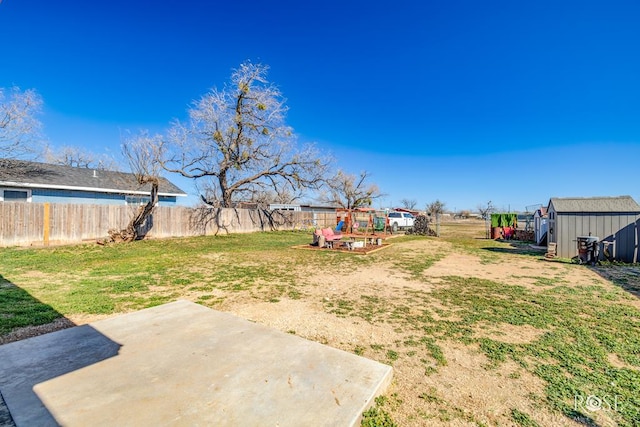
(310, 208, 393, 253)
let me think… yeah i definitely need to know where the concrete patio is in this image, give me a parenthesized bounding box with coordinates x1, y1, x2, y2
(0, 300, 392, 426)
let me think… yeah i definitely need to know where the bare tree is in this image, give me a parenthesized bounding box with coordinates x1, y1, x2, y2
(320, 170, 382, 209)
(44, 144, 119, 170)
(107, 132, 161, 242)
(0, 86, 43, 159)
(426, 199, 446, 217)
(249, 187, 301, 207)
(477, 200, 495, 220)
(400, 198, 417, 210)
(155, 61, 330, 208)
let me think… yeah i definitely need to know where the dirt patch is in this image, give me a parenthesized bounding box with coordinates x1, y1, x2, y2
(473, 322, 547, 344)
(424, 251, 612, 292)
(65, 312, 118, 326)
(327, 262, 420, 290)
(424, 299, 463, 322)
(394, 238, 451, 251)
(20, 270, 50, 279)
(607, 353, 639, 372)
(401, 342, 580, 426)
(292, 242, 393, 255)
(425, 252, 488, 277)
(228, 298, 396, 346)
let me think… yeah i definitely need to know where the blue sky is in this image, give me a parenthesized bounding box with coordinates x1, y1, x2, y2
(2, 0, 639, 211)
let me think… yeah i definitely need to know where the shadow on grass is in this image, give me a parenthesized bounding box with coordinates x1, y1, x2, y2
(590, 264, 640, 300)
(0, 274, 73, 343)
(564, 409, 602, 427)
(481, 242, 546, 257)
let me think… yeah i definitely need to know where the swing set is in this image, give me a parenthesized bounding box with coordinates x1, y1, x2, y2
(336, 208, 391, 242)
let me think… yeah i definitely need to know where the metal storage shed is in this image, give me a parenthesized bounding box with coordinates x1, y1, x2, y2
(547, 196, 640, 263)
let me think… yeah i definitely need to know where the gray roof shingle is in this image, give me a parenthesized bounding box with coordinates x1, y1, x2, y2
(549, 196, 640, 213)
(0, 159, 186, 196)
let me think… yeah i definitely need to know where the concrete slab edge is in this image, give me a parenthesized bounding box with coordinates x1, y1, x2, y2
(348, 365, 394, 426)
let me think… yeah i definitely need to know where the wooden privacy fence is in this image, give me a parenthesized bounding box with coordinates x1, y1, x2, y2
(0, 202, 337, 247)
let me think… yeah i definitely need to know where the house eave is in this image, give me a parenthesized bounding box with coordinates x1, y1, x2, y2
(0, 181, 187, 197)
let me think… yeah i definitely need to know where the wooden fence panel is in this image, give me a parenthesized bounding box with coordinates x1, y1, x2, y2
(0, 203, 337, 247)
(0, 202, 44, 246)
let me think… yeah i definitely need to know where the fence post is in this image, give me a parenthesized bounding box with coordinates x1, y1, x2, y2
(43, 203, 50, 246)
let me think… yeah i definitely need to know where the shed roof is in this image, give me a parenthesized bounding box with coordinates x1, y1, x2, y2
(549, 196, 640, 213)
(0, 159, 186, 196)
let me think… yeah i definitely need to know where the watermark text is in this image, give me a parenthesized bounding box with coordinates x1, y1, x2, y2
(574, 394, 621, 413)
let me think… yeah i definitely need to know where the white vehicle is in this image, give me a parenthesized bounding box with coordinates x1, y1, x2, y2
(387, 211, 415, 232)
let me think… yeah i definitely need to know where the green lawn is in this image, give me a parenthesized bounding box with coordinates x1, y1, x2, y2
(1, 224, 639, 426)
(0, 232, 318, 321)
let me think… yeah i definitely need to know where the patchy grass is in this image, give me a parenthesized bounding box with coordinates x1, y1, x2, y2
(0, 232, 312, 320)
(314, 225, 640, 425)
(333, 271, 640, 424)
(511, 408, 540, 427)
(361, 396, 398, 427)
(1, 223, 639, 426)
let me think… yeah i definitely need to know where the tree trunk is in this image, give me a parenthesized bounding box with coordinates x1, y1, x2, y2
(108, 176, 159, 242)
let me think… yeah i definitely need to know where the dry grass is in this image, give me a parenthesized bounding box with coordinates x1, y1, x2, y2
(1, 221, 639, 426)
